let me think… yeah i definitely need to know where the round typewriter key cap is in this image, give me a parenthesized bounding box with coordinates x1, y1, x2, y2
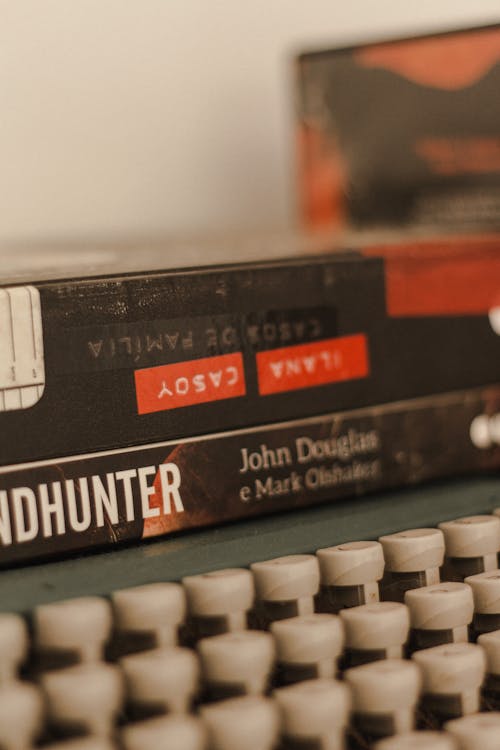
(345, 659, 421, 739)
(0, 613, 28, 683)
(251, 555, 319, 626)
(478, 629, 500, 673)
(445, 712, 500, 749)
(120, 646, 199, 718)
(41, 662, 123, 738)
(439, 515, 500, 580)
(271, 613, 344, 683)
(0, 681, 43, 750)
(121, 715, 206, 750)
(493, 508, 500, 542)
(412, 643, 486, 722)
(316, 541, 384, 612)
(404, 582, 473, 651)
(274, 678, 350, 750)
(375, 731, 457, 749)
(379, 528, 445, 601)
(477, 629, 500, 707)
(200, 695, 280, 750)
(339, 601, 409, 667)
(465, 569, 500, 637)
(182, 568, 254, 639)
(110, 582, 186, 657)
(197, 630, 274, 700)
(34, 596, 112, 670)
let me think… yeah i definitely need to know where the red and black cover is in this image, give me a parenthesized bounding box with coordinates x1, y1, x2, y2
(297, 24, 500, 229)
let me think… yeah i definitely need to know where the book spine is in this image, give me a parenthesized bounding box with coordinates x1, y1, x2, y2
(1, 385, 499, 567)
(1, 248, 499, 466)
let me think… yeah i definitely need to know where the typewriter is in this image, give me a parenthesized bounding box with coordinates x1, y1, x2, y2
(1, 474, 500, 749)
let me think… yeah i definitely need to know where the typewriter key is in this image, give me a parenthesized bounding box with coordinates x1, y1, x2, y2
(345, 659, 421, 739)
(271, 613, 344, 684)
(200, 695, 280, 750)
(339, 601, 409, 667)
(0, 681, 43, 750)
(250, 554, 319, 626)
(197, 630, 274, 700)
(0, 613, 28, 683)
(439, 515, 500, 580)
(445, 712, 500, 749)
(34, 596, 112, 670)
(274, 678, 350, 750)
(405, 583, 473, 651)
(41, 662, 123, 738)
(374, 731, 457, 749)
(316, 541, 384, 613)
(412, 643, 486, 722)
(110, 582, 186, 657)
(120, 646, 199, 718)
(183, 568, 254, 640)
(477, 629, 500, 708)
(464, 569, 500, 637)
(379, 528, 445, 601)
(121, 715, 206, 750)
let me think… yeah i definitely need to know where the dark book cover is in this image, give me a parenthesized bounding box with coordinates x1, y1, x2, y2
(297, 24, 500, 230)
(1, 385, 499, 567)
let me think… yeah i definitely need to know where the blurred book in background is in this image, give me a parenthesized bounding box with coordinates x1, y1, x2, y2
(296, 24, 500, 231)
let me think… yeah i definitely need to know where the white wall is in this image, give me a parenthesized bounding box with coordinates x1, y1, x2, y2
(0, 0, 498, 244)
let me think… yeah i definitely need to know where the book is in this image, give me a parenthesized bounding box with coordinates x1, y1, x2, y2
(296, 23, 500, 230)
(0, 231, 499, 565)
(1, 385, 499, 566)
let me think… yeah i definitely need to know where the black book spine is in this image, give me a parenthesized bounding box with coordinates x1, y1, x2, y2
(1, 249, 499, 466)
(1, 385, 499, 567)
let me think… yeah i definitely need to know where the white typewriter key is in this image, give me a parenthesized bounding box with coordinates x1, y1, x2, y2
(111, 582, 186, 656)
(404, 582, 473, 651)
(250, 554, 320, 625)
(0, 681, 43, 750)
(477, 629, 500, 707)
(345, 659, 421, 739)
(200, 695, 280, 750)
(41, 662, 123, 738)
(182, 568, 254, 639)
(43, 740, 117, 750)
(465, 569, 500, 636)
(339, 601, 409, 667)
(271, 613, 344, 683)
(34, 596, 112, 670)
(274, 678, 350, 750)
(316, 541, 384, 612)
(375, 731, 457, 749)
(379, 528, 445, 601)
(478, 629, 500, 673)
(439, 515, 500, 580)
(412, 643, 486, 721)
(0, 613, 28, 683)
(121, 715, 207, 750)
(445, 712, 500, 749)
(120, 646, 199, 718)
(197, 630, 274, 699)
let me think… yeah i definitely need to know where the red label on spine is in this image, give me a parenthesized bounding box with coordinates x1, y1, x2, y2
(135, 353, 246, 414)
(256, 334, 369, 396)
(364, 239, 500, 317)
